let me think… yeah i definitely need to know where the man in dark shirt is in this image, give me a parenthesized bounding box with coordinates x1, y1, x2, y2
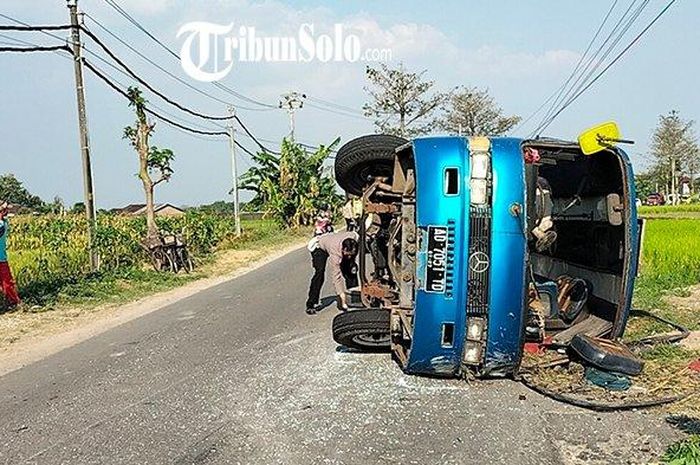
(306, 231, 359, 315)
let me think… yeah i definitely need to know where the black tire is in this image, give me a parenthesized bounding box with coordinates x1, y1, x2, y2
(334, 134, 408, 196)
(332, 308, 391, 352)
(180, 249, 194, 273)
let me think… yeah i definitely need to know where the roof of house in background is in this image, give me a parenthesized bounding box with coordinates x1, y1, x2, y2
(113, 203, 184, 215)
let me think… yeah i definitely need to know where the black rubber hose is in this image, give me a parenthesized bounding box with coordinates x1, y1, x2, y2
(627, 308, 691, 347)
(519, 309, 693, 411)
(519, 374, 695, 412)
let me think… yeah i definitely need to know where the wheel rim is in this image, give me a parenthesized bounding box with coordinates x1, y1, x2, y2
(351, 332, 390, 346)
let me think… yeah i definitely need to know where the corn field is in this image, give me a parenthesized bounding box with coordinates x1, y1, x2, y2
(7, 212, 261, 303)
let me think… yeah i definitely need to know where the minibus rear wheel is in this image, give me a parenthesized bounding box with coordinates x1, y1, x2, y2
(334, 134, 408, 196)
(332, 308, 391, 352)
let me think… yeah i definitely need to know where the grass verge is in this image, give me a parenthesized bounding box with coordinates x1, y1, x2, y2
(0, 220, 307, 350)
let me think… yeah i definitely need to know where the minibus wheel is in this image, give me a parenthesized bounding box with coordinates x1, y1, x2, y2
(334, 134, 408, 196)
(332, 308, 391, 352)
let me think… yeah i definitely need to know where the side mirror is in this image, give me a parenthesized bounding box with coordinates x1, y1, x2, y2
(577, 121, 633, 155)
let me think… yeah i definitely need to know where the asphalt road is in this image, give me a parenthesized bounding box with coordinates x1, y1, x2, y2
(0, 248, 683, 465)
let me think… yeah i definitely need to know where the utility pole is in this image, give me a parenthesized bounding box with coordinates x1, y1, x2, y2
(227, 106, 241, 237)
(67, 0, 98, 270)
(671, 156, 677, 205)
(279, 92, 305, 141)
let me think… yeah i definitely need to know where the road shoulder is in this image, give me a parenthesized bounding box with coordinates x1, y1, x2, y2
(0, 240, 306, 377)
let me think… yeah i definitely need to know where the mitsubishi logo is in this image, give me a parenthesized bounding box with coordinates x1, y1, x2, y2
(468, 252, 490, 274)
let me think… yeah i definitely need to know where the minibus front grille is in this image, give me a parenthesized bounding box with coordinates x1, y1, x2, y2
(466, 206, 491, 314)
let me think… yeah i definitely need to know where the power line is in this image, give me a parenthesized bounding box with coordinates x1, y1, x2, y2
(535, 0, 678, 135)
(0, 13, 69, 42)
(538, 0, 650, 132)
(0, 24, 73, 31)
(81, 13, 271, 113)
(102, 0, 278, 110)
(512, 0, 620, 135)
(306, 96, 366, 116)
(536, 0, 632, 131)
(79, 26, 233, 121)
(532, 0, 651, 136)
(305, 101, 369, 121)
(10, 24, 275, 153)
(545, 0, 651, 123)
(83, 58, 228, 137)
(82, 9, 277, 151)
(87, 58, 228, 133)
(0, 45, 71, 53)
(232, 115, 278, 154)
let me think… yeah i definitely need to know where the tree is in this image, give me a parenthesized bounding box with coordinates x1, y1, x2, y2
(239, 138, 341, 227)
(634, 173, 656, 199)
(363, 63, 448, 138)
(43, 196, 66, 215)
(123, 87, 175, 239)
(648, 110, 698, 204)
(0, 174, 44, 211)
(71, 202, 86, 214)
(440, 86, 521, 136)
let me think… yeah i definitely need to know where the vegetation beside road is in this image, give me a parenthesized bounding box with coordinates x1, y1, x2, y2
(5, 214, 304, 310)
(634, 217, 700, 319)
(627, 209, 700, 421)
(0, 214, 307, 350)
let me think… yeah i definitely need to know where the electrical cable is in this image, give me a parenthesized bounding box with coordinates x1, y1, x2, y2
(82, 13, 271, 112)
(0, 45, 71, 53)
(535, 0, 639, 134)
(88, 59, 229, 134)
(306, 96, 366, 116)
(519, 375, 693, 412)
(512, 0, 620, 135)
(102, 0, 278, 110)
(518, 306, 693, 412)
(535, 0, 651, 135)
(533, 0, 677, 136)
(0, 13, 70, 44)
(232, 115, 277, 153)
(0, 24, 73, 31)
(80, 13, 277, 151)
(83, 58, 228, 137)
(305, 102, 369, 121)
(79, 26, 232, 121)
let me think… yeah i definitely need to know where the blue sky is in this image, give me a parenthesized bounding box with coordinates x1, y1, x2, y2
(0, 0, 697, 208)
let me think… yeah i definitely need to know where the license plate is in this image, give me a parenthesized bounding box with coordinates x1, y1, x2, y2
(425, 226, 449, 293)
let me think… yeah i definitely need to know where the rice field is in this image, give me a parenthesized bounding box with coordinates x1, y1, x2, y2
(632, 215, 700, 334)
(639, 218, 700, 288)
(639, 204, 700, 215)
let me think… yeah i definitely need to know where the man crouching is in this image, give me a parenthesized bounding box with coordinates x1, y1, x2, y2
(306, 231, 359, 315)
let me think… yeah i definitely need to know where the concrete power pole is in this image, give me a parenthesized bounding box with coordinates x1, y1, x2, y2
(671, 156, 677, 205)
(279, 92, 305, 141)
(227, 106, 241, 237)
(67, 0, 98, 270)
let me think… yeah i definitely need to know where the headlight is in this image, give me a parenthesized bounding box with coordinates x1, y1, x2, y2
(463, 340, 483, 364)
(466, 317, 486, 341)
(471, 153, 490, 179)
(470, 179, 488, 205)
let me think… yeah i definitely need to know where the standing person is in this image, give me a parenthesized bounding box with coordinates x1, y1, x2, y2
(0, 202, 20, 309)
(341, 197, 362, 231)
(313, 208, 334, 236)
(306, 230, 359, 315)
